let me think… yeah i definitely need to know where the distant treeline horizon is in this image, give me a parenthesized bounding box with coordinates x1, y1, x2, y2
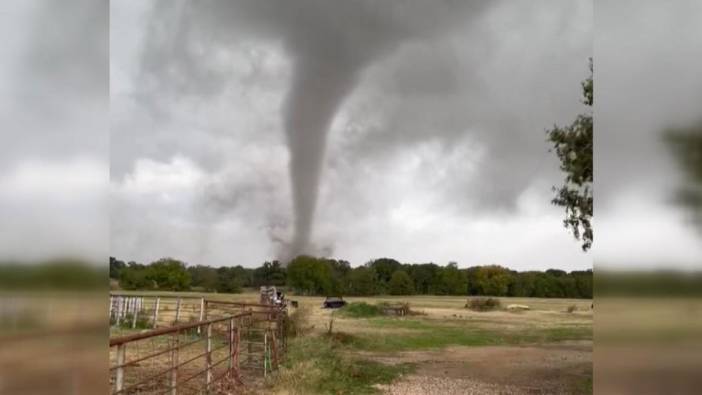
(110, 256, 593, 299)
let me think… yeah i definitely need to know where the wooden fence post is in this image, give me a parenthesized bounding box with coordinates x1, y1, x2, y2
(115, 343, 126, 393)
(263, 332, 268, 378)
(131, 302, 138, 329)
(153, 297, 160, 328)
(116, 297, 123, 326)
(205, 323, 213, 390)
(228, 318, 234, 373)
(233, 325, 240, 378)
(174, 297, 181, 324)
(170, 331, 179, 395)
(197, 298, 204, 334)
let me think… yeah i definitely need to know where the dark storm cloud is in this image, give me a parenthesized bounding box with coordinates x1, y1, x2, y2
(135, 0, 493, 259)
(111, 1, 593, 269)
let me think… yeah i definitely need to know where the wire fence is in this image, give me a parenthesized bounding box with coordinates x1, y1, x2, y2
(109, 297, 288, 394)
(110, 295, 206, 333)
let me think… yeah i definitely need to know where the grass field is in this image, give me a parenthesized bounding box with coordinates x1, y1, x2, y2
(113, 291, 593, 394)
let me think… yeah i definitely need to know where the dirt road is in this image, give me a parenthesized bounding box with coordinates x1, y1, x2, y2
(369, 341, 592, 395)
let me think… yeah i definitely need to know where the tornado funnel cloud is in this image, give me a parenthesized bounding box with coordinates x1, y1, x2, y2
(284, 58, 358, 259)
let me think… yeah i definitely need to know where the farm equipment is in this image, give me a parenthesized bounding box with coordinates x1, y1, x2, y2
(260, 285, 286, 307)
(322, 296, 347, 309)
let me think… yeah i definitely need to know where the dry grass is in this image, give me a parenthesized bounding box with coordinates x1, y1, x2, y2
(114, 291, 595, 394)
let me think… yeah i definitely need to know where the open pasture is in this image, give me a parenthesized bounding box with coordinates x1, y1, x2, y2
(113, 291, 592, 394)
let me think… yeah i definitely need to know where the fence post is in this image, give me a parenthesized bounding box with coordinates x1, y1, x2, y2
(115, 343, 126, 393)
(228, 318, 234, 373)
(131, 300, 139, 329)
(116, 297, 123, 326)
(170, 331, 179, 395)
(175, 297, 181, 324)
(247, 326, 252, 366)
(263, 332, 268, 378)
(153, 297, 160, 328)
(197, 298, 204, 334)
(205, 322, 213, 390)
(233, 325, 240, 376)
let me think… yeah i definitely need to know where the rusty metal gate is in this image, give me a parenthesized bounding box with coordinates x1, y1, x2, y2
(109, 308, 287, 394)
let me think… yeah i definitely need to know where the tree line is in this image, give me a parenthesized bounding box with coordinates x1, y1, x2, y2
(111, 256, 593, 299)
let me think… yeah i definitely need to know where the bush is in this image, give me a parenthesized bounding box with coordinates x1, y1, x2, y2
(113, 312, 153, 329)
(286, 305, 312, 337)
(567, 304, 577, 313)
(339, 302, 383, 318)
(273, 336, 413, 394)
(466, 297, 501, 312)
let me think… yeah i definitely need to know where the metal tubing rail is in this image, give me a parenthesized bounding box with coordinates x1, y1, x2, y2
(204, 300, 287, 310)
(109, 336, 204, 371)
(109, 312, 251, 347)
(110, 293, 204, 299)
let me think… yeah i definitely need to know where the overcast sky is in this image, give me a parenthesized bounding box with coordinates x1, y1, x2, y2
(0, 0, 107, 263)
(109, 0, 593, 270)
(595, 0, 702, 269)
(2, 1, 699, 270)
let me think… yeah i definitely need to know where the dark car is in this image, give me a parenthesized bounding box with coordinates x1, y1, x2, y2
(322, 296, 347, 309)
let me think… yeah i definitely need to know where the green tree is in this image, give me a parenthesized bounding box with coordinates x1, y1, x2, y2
(110, 256, 126, 279)
(572, 269, 593, 298)
(474, 265, 512, 296)
(147, 258, 191, 291)
(118, 261, 151, 290)
(367, 258, 402, 290)
(388, 270, 415, 295)
(188, 265, 218, 291)
(286, 256, 332, 295)
(510, 271, 537, 297)
(547, 59, 593, 251)
(343, 266, 378, 296)
(408, 263, 440, 294)
(664, 121, 702, 231)
(326, 259, 351, 295)
(437, 262, 467, 295)
(216, 266, 251, 293)
(253, 260, 286, 286)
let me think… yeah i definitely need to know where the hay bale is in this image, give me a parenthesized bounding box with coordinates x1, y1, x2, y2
(506, 304, 530, 311)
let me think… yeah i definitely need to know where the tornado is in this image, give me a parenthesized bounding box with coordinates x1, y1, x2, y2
(283, 49, 363, 259)
(276, 1, 488, 261)
(139, 0, 490, 262)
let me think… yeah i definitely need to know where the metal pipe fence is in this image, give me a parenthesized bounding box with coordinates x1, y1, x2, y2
(109, 307, 288, 394)
(109, 312, 250, 394)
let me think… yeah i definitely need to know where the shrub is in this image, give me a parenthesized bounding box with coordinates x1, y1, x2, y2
(115, 312, 153, 329)
(286, 305, 312, 337)
(567, 304, 577, 313)
(273, 336, 414, 394)
(466, 297, 501, 312)
(339, 302, 383, 318)
(376, 302, 420, 316)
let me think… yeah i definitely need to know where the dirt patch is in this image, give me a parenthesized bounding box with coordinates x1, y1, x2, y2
(361, 341, 592, 395)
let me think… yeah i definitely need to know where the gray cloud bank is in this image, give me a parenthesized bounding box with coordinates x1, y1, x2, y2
(0, 0, 107, 263)
(595, 0, 702, 268)
(111, 0, 593, 269)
